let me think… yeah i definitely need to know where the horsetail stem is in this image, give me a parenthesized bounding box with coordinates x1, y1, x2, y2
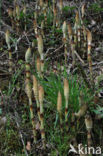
(8, 8, 14, 28)
(87, 30, 93, 83)
(36, 57, 41, 77)
(25, 48, 37, 143)
(64, 78, 69, 131)
(53, 5, 57, 27)
(71, 41, 76, 67)
(41, 20, 45, 38)
(62, 21, 68, 65)
(23, 5, 27, 31)
(33, 20, 38, 36)
(5, 30, 10, 50)
(43, 8, 47, 25)
(39, 85, 45, 148)
(5, 30, 13, 72)
(68, 22, 73, 41)
(32, 75, 40, 121)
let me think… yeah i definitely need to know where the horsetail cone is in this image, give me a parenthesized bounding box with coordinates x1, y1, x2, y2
(5, 30, 10, 50)
(8, 8, 13, 18)
(64, 78, 69, 118)
(39, 0, 44, 7)
(25, 47, 31, 63)
(33, 75, 40, 120)
(37, 35, 44, 60)
(75, 11, 79, 25)
(33, 75, 38, 98)
(62, 21, 67, 37)
(57, 91, 62, 114)
(23, 5, 26, 15)
(68, 23, 73, 40)
(16, 5, 20, 20)
(81, 4, 85, 18)
(36, 57, 41, 76)
(25, 79, 32, 100)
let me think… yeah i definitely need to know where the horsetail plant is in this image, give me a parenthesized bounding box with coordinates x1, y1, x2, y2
(57, 91, 63, 133)
(64, 78, 69, 131)
(25, 47, 37, 143)
(39, 85, 45, 148)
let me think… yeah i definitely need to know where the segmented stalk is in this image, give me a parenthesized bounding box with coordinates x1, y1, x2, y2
(62, 21, 67, 65)
(53, 5, 57, 27)
(87, 30, 93, 83)
(33, 20, 38, 36)
(5, 30, 13, 73)
(64, 78, 69, 131)
(23, 5, 27, 31)
(36, 57, 41, 77)
(8, 8, 14, 29)
(41, 20, 45, 38)
(25, 48, 37, 143)
(74, 11, 79, 45)
(39, 85, 45, 148)
(71, 41, 76, 67)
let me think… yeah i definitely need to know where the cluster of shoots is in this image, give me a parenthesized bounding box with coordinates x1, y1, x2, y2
(57, 78, 69, 133)
(8, 2, 27, 32)
(60, 5, 93, 83)
(5, 0, 97, 151)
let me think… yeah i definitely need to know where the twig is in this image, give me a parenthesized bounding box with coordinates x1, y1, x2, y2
(74, 50, 85, 64)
